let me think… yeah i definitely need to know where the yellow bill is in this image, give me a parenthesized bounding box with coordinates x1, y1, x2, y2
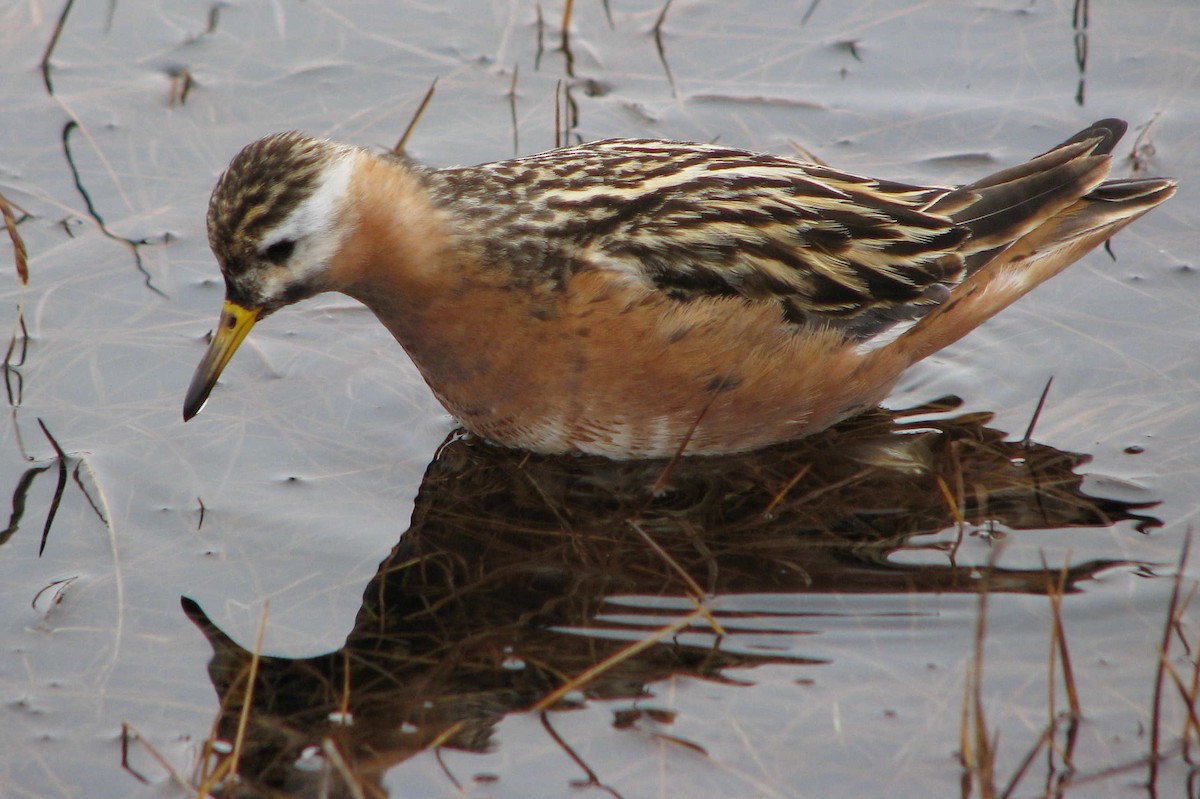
(183, 300, 261, 421)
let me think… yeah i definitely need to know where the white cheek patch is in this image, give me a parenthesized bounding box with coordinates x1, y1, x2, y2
(260, 150, 357, 289)
(256, 265, 304, 303)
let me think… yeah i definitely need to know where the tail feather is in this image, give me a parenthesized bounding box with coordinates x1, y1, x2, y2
(927, 121, 1133, 268)
(926, 119, 1127, 215)
(1041, 118, 1128, 157)
(1086, 176, 1177, 205)
(951, 152, 1111, 263)
(881, 172, 1176, 367)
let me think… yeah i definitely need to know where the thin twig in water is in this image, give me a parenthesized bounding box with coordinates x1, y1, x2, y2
(1128, 112, 1164, 176)
(36, 418, 68, 556)
(554, 79, 562, 149)
(1161, 658, 1200, 749)
(1021, 377, 1054, 447)
(1072, 0, 1089, 106)
(72, 461, 110, 528)
(936, 475, 965, 530)
(321, 738, 367, 799)
(1149, 529, 1192, 789)
(801, 0, 822, 25)
(0, 191, 29, 285)
(194, 699, 235, 794)
(762, 462, 812, 517)
(0, 463, 52, 546)
(962, 548, 1000, 796)
(532, 607, 706, 711)
(651, 375, 731, 496)
(120, 722, 200, 796)
(652, 0, 678, 97)
(194, 757, 232, 798)
(3, 322, 27, 407)
(1067, 750, 1177, 789)
(508, 64, 520, 155)
(1042, 554, 1082, 721)
(60, 121, 165, 297)
(1170, 580, 1196, 658)
(937, 456, 968, 568)
(540, 712, 624, 799)
(206, 4, 221, 34)
(785, 138, 828, 167)
(997, 723, 1053, 799)
(120, 723, 150, 784)
(31, 575, 77, 611)
(534, 5, 545, 70)
(39, 0, 77, 94)
(560, 0, 574, 38)
(626, 517, 725, 635)
(393, 78, 438, 156)
(167, 67, 193, 107)
(1038, 553, 1081, 793)
(558, 0, 576, 77)
(1, 190, 30, 411)
(426, 719, 466, 752)
(226, 601, 270, 787)
(1165, 568, 1199, 755)
(1179, 583, 1200, 760)
(338, 649, 352, 722)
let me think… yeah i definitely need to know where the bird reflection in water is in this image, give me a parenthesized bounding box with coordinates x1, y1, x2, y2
(182, 398, 1156, 796)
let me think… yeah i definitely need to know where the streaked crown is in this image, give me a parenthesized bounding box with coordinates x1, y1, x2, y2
(206, 132, 357, 312)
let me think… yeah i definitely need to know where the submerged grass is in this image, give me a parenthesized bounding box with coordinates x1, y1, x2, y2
(1149, 529, 1194, 787)
(961, 532, 1197, 798)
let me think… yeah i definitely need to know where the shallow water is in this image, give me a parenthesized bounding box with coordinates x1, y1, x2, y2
(0, 1, 1197, 797)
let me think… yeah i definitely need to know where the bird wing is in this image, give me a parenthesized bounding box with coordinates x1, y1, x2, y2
(545, 140, 972, 325)
(433, 121, 1129, 339)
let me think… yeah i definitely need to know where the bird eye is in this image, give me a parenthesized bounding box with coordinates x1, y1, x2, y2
(262, 239, 296, 264)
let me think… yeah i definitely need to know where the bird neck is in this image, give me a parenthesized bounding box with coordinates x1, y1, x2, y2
(329, 151, 462, 326)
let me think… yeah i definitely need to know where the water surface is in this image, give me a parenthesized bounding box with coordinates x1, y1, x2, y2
(0, 1, 1197, 797)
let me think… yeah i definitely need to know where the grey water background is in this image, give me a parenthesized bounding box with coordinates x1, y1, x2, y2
(0, 1, 1197, 797)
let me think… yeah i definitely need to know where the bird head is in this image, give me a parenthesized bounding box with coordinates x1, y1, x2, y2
(183, 132, 359, 421)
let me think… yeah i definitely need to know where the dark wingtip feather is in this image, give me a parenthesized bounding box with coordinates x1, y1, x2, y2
(1052, 118, 1128, 156)
(1088, 176, 1178, 205)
